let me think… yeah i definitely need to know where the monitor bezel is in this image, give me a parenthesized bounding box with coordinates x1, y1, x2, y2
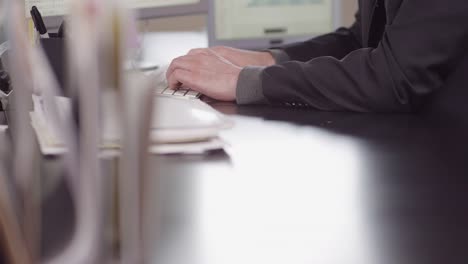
(137, 0, 208, 20)
(207, 0, 343, 50)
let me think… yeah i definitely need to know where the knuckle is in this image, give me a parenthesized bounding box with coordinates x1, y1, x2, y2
(212, 46, 226, 53)
(171, 57, 186, 69)
(188, 48, 206, 55)
(167, 61, 175, 71)
(200, 59, 211, 68)
(188, 48, 198, 55)
(168, 61, 178, 71)
(172, 56, 183, 65)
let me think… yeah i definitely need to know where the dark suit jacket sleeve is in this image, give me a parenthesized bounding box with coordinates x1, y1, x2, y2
(236, 11, 363, 105)
(278, 13, 363, 62)
(258, 1, 468, 112)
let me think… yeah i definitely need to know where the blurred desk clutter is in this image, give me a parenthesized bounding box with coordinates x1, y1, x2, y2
(31, 94, 230, 155)
(0, 0, 230, 263)
(25, 2, 228, 155)
(2, 1, 468, 264)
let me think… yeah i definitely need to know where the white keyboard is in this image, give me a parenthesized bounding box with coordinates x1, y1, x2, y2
(152, 68, 201, 99)
(155, 86, 201, 99)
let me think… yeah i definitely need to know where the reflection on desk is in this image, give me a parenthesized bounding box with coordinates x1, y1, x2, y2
(37, 102, 468, 264)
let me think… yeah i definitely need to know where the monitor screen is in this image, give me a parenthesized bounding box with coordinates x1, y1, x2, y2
(209, 0, 340, 49)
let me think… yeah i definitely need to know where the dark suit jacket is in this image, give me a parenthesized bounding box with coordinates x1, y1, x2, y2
(263, 0, 468, 112)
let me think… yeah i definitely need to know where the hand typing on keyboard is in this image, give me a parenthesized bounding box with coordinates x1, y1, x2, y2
(166, 49, 241, 102)
(152, 66, 201, 99)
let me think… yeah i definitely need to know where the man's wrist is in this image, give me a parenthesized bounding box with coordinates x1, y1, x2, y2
(258, 52, 275, 66)
(236, 66, 269, 105)
(266, 49, 290, 64)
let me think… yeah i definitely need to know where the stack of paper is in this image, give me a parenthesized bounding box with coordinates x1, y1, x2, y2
(30, 94, 231, 155)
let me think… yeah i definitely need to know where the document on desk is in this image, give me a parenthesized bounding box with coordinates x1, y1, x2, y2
(30, 95, 229, 155)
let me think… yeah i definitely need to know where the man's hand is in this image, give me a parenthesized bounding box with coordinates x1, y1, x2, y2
(166, 49, 242, 101)
(187, 46, 275, 68)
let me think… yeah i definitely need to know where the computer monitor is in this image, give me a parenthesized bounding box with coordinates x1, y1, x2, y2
(136, 0, 208, 20)
(208, 0, 342, 50)
(24, 0, 208, 30)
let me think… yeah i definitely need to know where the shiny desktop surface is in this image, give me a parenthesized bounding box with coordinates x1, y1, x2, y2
(34, 102, 468, 264)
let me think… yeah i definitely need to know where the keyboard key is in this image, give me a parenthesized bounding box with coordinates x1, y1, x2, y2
(186, 90, 201, 98)
(155, 87, 166, 94)
(153, 71, 201, 99)
(163, 89, 176, 95)
(174, 90, 187, 96)
(178, 88, 190, 94)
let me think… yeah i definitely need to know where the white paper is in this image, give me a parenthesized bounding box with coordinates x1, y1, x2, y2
(31, 110, 225, 155)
